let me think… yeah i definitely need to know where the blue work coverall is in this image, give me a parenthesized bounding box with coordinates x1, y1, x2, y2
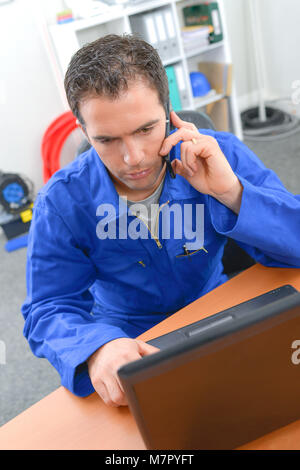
(21, 130, 300, 397)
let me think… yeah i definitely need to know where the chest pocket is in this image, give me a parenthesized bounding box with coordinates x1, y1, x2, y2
(93, 250, 151, 282)
(171, 236, 208, 259)
(175, 246, 208, 259)
(172, 238, 211, 282)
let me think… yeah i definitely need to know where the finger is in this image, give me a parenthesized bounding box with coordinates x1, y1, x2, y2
(159, 127, 200, 156)
(115, 372, 125, 394)
(172, 159, 185, 178)
(173, 158, 193, 179)
(93, 379, 111, 405)
(170, 111, 198, 132)
(191, 134, 219, 160)
(184, 136, 215, 164)
(113, 374, 129, 407)
(171, 159, 178, 175)
(181, 141, 197, 176)
(136, 339, 160, 356)
(111, 348, 146, 406)
(103, 373, 128, 407)
(181, 150, 194, 177)
(185, 141, 200, 173)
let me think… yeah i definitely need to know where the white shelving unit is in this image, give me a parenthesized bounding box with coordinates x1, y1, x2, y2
(47, 0, 243, 139)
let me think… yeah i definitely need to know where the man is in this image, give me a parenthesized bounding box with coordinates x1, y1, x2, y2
(22, 34, 300, 408)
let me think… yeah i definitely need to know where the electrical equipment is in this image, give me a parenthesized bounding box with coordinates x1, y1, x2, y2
(0, 171, 34, 240)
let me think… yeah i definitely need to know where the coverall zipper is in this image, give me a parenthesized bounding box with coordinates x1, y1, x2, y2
(134, 200, 170, 249)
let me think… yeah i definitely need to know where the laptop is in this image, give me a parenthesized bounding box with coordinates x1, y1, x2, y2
(118, 285, 300, 450)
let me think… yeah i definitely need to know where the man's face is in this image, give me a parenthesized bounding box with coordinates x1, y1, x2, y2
(79, 81, 167, 200)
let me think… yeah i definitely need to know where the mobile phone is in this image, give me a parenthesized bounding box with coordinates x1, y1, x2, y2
(164, 101, 176, 179)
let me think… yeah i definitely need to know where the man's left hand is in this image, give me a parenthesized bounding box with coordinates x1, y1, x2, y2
(159, 111, 243, 214)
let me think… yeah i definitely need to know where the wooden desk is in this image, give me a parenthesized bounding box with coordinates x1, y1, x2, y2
(1, 264, 300, 450)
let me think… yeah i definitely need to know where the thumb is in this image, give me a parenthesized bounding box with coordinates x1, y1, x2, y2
(136, 339, 160, 356)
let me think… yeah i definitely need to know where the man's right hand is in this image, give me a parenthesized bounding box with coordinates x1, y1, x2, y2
(87, 337, 159, 407)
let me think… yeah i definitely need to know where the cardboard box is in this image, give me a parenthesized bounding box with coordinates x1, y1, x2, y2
(197, 61, 233, 96)
(206, 98, 230, 133)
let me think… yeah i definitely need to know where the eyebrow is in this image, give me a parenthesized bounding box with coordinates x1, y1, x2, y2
(92, 119, 160, 140)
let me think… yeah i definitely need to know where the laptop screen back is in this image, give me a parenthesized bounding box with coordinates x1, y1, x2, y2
(118, 293, 300, 449)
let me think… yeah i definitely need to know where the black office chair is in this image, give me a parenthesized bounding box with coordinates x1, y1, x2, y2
(76, 109, 255, 277)
(176, 109, 216, 131)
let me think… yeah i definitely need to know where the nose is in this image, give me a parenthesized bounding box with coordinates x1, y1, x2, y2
(122, 139, 145, 167)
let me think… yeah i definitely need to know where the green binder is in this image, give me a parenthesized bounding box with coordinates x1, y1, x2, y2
(165, 66, 182, 112)
(183, 2, 223, 43)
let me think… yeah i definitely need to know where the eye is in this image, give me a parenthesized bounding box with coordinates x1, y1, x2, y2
(139, 127, 154, 135)
(97, 138, 114, 144)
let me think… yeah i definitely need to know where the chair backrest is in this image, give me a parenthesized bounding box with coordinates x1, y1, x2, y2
(176, 110, 217, 131)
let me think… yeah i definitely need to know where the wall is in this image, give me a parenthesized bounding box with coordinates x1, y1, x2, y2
(0, 0, 66, 192)
(225, 0, 300, 113)
(259, 0, 300, 103)
(223, 0, 258, 109)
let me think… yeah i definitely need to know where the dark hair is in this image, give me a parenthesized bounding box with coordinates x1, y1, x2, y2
(64, 34, 169, 126)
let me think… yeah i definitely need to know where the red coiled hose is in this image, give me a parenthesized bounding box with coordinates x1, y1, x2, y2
(41, 111, 80, 183)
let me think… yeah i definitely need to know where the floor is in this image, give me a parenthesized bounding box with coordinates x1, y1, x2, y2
(0, 232, 60, 427)
(0, 131, 299, 427)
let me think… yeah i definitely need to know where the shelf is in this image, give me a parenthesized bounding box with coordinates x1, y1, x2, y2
(184, 40, 224, 59)
(192, 92, 225, 109)
(125, 0, 172, 16)
(50, 7, 124, 32)
(50, 0, 173, 32)
(46, 0, 243, 138)
(162, 55, 183, 66)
